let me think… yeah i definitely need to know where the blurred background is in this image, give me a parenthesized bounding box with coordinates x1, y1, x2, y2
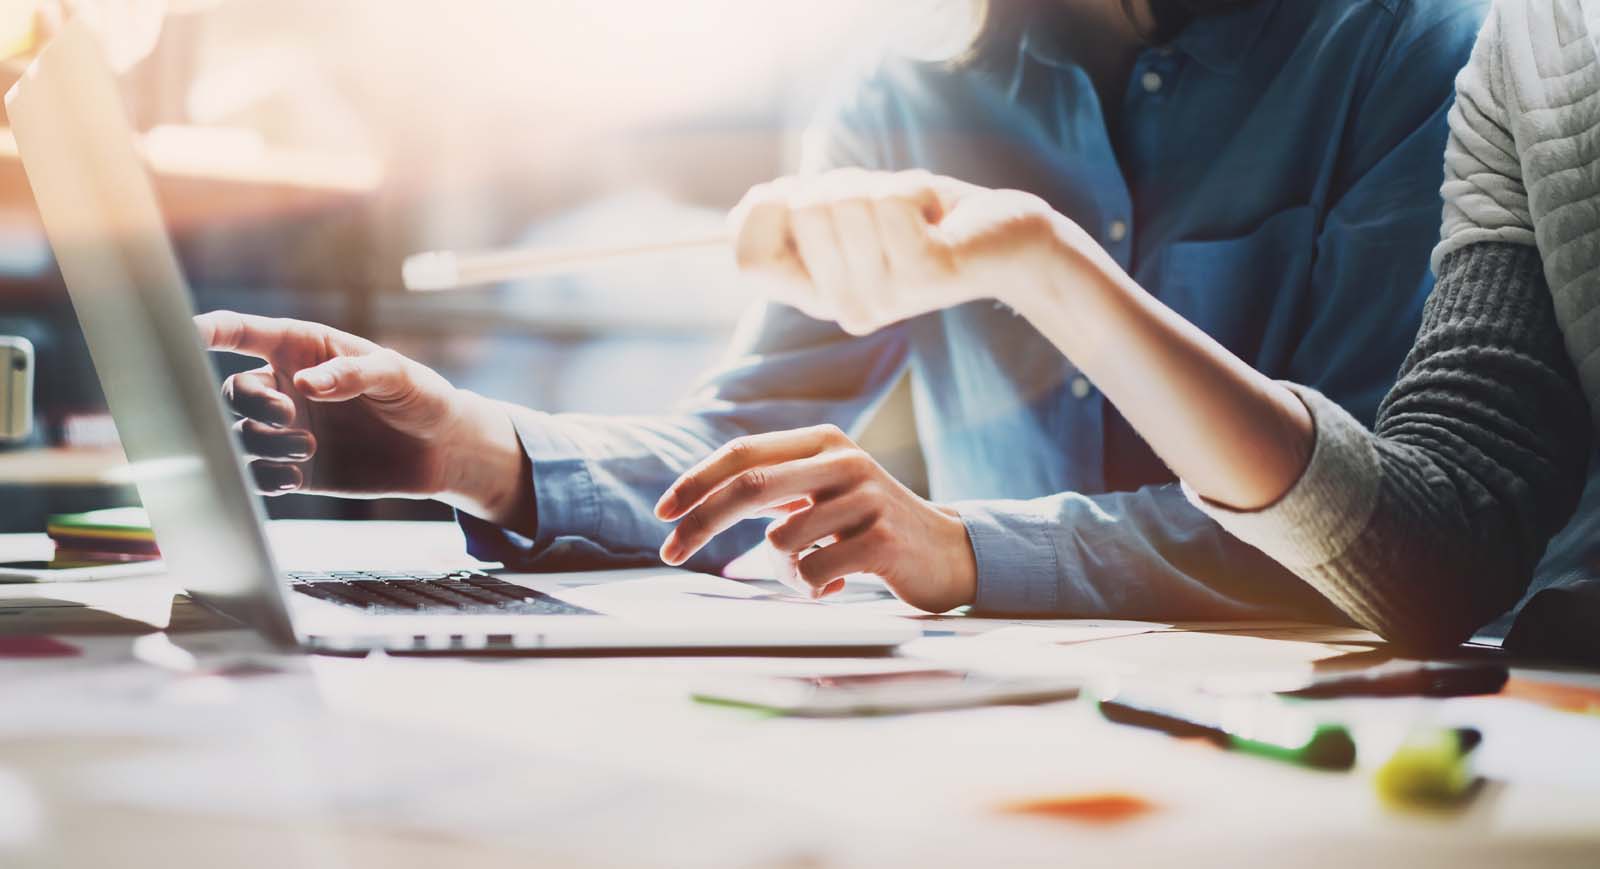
(0, 0, 969, 531)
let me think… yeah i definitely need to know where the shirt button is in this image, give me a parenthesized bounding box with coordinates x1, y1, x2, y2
(1108, 220, 1129, 243)
(1070, 376, 1092, 399)
(1141, 71, 1164, 93)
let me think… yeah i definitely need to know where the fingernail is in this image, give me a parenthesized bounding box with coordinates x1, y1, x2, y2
(654, 493, 677, 519)
(285, 437, 312, 460)
(660, 541, 683, 565)
(300, 371, 332, 392)
(275, 481, 297, 491)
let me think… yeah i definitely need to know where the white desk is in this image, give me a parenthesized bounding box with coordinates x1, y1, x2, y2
(2, 521, 1599, 868)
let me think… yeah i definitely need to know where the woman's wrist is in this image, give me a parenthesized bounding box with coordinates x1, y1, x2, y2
(998, 212, 1127, 368)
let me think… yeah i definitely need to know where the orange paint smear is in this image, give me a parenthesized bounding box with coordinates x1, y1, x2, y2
(999, 792, 1157, 825)
(1501, 677, 1600, 716)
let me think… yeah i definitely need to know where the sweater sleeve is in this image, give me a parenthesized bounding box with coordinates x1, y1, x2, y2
(1434, 2, 1534, 267)
(1190, 242, 1592, 651)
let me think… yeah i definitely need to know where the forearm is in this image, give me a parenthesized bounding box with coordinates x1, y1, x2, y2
(1197, 244, 1592, 649)
(1004, 218, 1314, 511)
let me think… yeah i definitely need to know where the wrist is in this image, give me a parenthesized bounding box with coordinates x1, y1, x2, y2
(1002, 212, 1132, 370)
(934, 504, 978, 610)
(439, 391, 532, 526)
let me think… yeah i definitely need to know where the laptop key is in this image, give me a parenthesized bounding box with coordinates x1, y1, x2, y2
(287, 569, 599, 615)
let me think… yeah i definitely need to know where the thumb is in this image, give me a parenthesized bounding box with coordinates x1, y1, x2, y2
(293, 350, 412, 403)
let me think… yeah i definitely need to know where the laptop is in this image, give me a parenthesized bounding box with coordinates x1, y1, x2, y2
(7, 21, 917, 654)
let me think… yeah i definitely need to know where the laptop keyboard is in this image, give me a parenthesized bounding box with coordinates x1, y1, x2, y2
(287, 569, 596, 616)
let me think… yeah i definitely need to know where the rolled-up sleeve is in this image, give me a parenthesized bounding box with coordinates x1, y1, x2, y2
(1182, 384, 1382, 573)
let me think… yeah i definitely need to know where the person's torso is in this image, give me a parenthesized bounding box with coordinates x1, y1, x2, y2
(828, 0, 1466, 501)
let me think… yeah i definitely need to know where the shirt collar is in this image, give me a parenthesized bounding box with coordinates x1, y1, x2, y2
(1019, 0, 1280, 76)
(1171, 0, 1280, 74)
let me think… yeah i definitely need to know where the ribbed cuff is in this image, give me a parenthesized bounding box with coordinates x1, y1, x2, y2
(1183, 383, 1381, 571)
(1431, 227, 1536, 276)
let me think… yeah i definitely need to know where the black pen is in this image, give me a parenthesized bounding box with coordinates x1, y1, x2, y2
(1281, 661, 1508, 699)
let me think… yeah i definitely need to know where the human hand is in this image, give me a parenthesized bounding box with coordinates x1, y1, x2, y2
(654, 424, 977, 612)
(30, 0, 167, 71)
(194, 311, 527, 523)
(729, 168, 1086, 335)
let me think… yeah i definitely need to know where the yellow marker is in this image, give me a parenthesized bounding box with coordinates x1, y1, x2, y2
(1374, 727, 1482, 809)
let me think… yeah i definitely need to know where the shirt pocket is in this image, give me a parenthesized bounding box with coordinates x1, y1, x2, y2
(1157, 204, 1318, 359)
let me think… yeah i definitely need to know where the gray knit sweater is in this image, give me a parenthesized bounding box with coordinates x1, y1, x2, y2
(1191, 0, 1600, 649)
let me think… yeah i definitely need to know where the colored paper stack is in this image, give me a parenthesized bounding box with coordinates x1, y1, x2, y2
(46, 507, 160, 564)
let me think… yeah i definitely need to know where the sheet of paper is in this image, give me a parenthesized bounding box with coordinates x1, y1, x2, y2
(966, 623, 1165, 645)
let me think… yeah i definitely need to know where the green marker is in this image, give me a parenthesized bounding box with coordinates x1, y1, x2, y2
(1098, 690, 1357, 771)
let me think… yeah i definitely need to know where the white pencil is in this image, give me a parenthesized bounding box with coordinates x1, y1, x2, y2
(402, 232, 731, 291)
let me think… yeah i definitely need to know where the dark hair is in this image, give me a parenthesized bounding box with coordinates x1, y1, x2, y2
(956, 0, 1256, 68)
(955, 0, 1049, 69)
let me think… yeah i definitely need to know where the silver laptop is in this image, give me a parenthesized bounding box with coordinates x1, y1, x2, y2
(8, 21, 916, 653)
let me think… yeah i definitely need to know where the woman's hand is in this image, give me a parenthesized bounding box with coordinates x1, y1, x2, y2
(729, 168, 1084, 335)
(31, 0, 167, 71)
(654, 425, 977, 613)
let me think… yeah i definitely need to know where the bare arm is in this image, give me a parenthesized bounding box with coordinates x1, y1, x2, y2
(1011, 220, 1315, 512)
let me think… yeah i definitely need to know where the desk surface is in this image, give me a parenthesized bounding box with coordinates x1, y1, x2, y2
(2, 520, 1599, 869)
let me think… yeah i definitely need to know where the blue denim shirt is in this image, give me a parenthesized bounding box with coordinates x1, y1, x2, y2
(462, 0, 1487, 621)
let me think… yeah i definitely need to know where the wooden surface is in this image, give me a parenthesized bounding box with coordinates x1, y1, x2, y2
(1, 521, 1598, 868)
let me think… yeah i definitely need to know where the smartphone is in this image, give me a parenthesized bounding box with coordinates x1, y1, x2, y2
(692, 668, 1081, 717)
(0, 558, 164, 583)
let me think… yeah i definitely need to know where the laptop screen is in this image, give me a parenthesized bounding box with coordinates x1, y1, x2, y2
(8, 20, 298, 646)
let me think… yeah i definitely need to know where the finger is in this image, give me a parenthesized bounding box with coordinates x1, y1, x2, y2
(250, 461, 304, 495)
(732, 180, 823, 316)
(731, 180, 804, 278)
(789, 199, 854, 323)
(829, 195, 890, 322)
(194, 311, 290, 360)
(234, 419, 314, 462)
(294, 350, 413, 403)
(221, 367, 295, 426)
(927, 172, 981, 218)
(34, 2, 64, 39)
(660, 451, 867, 566)
(872, 182, 946, 280)
(795, 532, 883, 595)
(764, 489, 881, 555)
(655, 424, 848, 520)
(760, 497, 812, 519)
